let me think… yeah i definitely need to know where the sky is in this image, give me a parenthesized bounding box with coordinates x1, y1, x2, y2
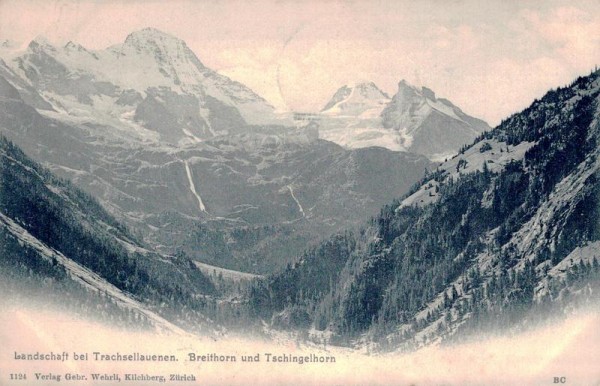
(0, 0, 598, 126)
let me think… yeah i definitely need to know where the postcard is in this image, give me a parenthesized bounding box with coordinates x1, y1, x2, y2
(0, 1, 598, 385)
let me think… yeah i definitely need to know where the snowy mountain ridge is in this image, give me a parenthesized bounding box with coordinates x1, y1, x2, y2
(321, 82, 390, 116)
(0, 28, 290, 146)
(317, 79, 491, 160)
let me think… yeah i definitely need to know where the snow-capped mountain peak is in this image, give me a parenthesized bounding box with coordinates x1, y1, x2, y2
(356, 81, 390, 100)
(27, 35, 57, 52)
(124, 27, 182, 44)
(395, 80, 439, 103)
(321, 81, 390, 115)
(380, 80, 490, 160)
(394, 79, 431, 100)
(64, 41, 89, 53)
(317, 79, 490, 160)
(421, 86, 436, 101)
(1, 27, 290, 144)
(120, 27, 206, 70)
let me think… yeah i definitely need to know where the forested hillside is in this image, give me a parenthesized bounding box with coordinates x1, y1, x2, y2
(0, 136, 217, 333)
(248, 70, 600, 349)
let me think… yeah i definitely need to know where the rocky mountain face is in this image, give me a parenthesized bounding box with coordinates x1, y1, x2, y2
(317, 80, 490, 161)
(0, 29, 433, 274)
(249, 70, 600, 349)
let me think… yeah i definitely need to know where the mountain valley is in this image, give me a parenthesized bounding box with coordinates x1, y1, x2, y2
(0, 27, 598, 352)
